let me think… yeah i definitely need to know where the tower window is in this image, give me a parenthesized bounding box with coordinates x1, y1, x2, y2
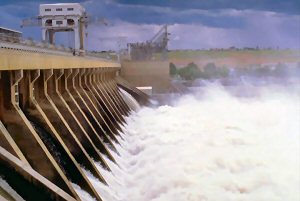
(45, 19, 52, 26)
(56, 21, 63, 25)
(45, 8, 51, 12)
(67, 19, 75, 25)
(67, 8, 74, 11)
(56, 8, 63, 11)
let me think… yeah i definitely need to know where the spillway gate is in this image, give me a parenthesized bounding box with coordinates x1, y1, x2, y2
(0, 47, 149, 201)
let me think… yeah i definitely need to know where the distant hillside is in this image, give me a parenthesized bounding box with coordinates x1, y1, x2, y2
(168, 49, 300, 68)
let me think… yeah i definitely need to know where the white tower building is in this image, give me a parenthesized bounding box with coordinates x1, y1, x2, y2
(39, 3, 86, 54)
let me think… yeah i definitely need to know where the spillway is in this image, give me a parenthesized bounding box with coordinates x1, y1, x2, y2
(0, 44, 299, 200)
(75, 83, 299, 201)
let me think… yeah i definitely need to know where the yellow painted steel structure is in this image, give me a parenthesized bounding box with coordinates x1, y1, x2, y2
(0, 48, 148, 201)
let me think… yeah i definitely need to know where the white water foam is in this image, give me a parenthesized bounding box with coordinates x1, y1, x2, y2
(119, 87, 140, 111)
(72, 183, 97, 201)
(79, 85, 300, 201)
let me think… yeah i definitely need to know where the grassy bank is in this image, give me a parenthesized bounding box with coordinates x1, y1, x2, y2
(168, 49, 300, 68)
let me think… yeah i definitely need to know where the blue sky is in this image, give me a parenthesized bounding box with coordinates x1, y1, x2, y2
(0, 0, 299, 50)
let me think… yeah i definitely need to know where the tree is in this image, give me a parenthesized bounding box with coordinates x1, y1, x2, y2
(202, 62, 217, 79)
(218, 66, 230, 77)
(169, 62, 177, 76)
(178, 62, 200, 80)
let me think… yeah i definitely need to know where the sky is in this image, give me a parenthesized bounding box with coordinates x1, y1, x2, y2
(0, 0, 299, 50)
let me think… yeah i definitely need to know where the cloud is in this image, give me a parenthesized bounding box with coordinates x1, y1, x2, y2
(0, 0, 299, 50)
(0, 0, 86, 6)
(0, 2, 43, 41)
(170, 12, 300, 50)
(114, 0, 300, 15)
(86, 21, 163, 51)
(85, 9, 300, 50)
(83, 0, 247, 28)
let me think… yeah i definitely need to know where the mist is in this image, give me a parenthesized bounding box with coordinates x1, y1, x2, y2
(73, 80, 300, 201)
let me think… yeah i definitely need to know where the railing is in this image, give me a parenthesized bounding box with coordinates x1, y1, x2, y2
(0, 35, 73, 56)
(0, 33, 21, 43)
(0, 34, 114, 60)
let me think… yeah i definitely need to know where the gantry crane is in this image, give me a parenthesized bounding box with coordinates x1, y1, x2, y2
(128, 25, 170, 61)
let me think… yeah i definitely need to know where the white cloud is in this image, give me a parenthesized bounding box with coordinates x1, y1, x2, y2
(86, 22, 163, 51)
(82, 7, 300, 50)
(1, 1, 298, 51)
(85, 13, 300, 51)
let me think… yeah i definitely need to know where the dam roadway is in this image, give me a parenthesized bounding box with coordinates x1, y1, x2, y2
(0, 42, 148, 201)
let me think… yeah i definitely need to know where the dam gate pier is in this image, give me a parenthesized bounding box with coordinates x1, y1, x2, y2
(0, 47, 148, 201)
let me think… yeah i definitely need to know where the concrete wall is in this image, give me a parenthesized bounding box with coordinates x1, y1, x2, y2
(121, 61, 170, 94)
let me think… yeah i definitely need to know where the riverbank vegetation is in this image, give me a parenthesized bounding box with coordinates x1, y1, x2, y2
(170, 62, 300, 80)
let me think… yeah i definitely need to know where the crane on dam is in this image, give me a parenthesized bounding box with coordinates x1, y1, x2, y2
(128, 24, 170, 61)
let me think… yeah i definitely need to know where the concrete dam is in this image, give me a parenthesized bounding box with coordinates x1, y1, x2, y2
(2, 2, 299, 201)
(0, 44, 149, 200)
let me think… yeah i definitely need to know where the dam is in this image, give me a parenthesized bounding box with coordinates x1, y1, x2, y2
(0, 3, 153, 200)
(1, 41, 299, 201)
(1, 2, 300, 201)
(0, 15, 149, 199)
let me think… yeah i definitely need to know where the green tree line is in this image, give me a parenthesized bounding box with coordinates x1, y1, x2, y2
(170, 62, 299, 80)
(170, 62, 229, 80)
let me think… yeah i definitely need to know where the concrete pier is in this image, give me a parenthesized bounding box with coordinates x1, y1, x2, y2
(0, 47, 148, 200)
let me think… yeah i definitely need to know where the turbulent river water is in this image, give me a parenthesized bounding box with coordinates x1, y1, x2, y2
(74, 83, 300, 201)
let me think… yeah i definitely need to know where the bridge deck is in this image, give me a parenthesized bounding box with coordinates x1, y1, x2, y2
(0, 43, 120, 70)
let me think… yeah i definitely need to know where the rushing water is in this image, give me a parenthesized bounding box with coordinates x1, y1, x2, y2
(119, 87, 141, 111)
(75, 83, 300, 201)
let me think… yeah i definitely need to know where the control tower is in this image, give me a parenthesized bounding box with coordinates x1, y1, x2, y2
(39, 3, 86, 54)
